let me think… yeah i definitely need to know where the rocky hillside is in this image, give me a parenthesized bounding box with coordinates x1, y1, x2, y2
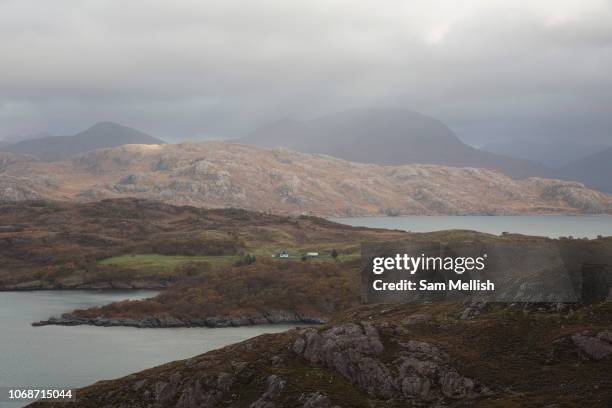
(30, 302, 612, 407)
(1, 142, 611, 216)
(0, 198, 405, 291)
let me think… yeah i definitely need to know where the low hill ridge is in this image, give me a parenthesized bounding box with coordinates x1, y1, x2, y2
(0, 141, 610, 215)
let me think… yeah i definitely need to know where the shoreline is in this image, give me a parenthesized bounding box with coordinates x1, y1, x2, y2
(0, 281, 171, 292)
(328, 213, 612, 219)
(31, 312, 327, 329)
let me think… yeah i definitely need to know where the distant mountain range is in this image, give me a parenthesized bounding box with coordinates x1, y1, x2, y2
(239, 108, 554, 180)
(1, 112, 609, 195)
(0, 122, 164, 162)
(481, 139, 608, 169)
(558, 147, 612, 193)
(480, 137, 612, 193)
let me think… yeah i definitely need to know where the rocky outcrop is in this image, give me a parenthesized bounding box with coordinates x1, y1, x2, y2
(0, 280, 171, 291)
(292, 322, 490, 402)
(0, 175, 44, 201)
(28, 321, 491, 407)
(2, 142, 611, 215)
(571, 331, 612, 360)
(249, 375, 287, 408)
(300, 392, 338, 408)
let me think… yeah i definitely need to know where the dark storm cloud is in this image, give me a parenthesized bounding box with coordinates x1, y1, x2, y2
(0, 0, 611, 143)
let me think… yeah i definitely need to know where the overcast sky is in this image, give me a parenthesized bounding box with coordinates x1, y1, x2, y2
(1, 0, 611, 145)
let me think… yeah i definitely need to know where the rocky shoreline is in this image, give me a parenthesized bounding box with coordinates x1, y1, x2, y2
(32, 311, 326, 328)
(0, 280, 171, 291)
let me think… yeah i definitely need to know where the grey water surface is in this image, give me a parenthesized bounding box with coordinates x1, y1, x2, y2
(0, 291, 297, 407)
(330, 215, 612, 238)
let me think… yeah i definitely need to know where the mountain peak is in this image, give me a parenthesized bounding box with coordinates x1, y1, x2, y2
(0, 122, 164, 162)
(79, 121, 156, 138)
(88, 121, 127, 130)
(240, 108, 552, 179)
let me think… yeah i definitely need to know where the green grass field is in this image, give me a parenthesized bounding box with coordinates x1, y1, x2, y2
(99, 251, 356, 266)
(98, 254, 237, 272)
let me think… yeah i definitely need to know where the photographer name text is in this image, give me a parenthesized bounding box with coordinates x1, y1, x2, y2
(372, 279, 494, 291)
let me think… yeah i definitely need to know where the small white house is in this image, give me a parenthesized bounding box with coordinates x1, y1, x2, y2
(279, 250, 289, 258)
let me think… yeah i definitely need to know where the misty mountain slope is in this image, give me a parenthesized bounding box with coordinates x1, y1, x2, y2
(481, 139, 608, 168)
(558, 147, 612, 193)
(1, 132, 52, 144)
(240, 108, 554, 179)
(0, 122, 164, 162)
(0, 142, 610, 215)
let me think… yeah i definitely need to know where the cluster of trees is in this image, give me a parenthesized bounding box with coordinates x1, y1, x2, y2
(234, 254, 256, 266)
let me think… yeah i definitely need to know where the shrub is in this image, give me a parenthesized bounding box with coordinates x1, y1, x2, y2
(234, 254, 256, 267)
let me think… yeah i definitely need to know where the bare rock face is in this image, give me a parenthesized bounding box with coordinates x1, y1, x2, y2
(157, 370, 236, 408)
(401, 313, 433, 325)
(0, 175, 47, 201)
(292, 322, 490, 402)
(300, 392, 338, 408)
(571, 331, 612, 360)
(92, 369, 237, 408)
(249, 375, 287, 408)
(458, 302, 488, 320)
(534, 179, 609, 213)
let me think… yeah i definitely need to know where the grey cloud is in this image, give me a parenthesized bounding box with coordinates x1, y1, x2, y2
(0, 0, 611, 144)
